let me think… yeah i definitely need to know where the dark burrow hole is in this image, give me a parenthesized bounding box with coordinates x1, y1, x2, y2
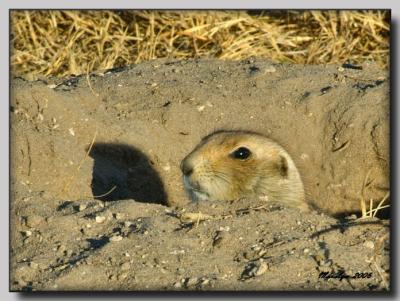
(88, 143, 168, 205)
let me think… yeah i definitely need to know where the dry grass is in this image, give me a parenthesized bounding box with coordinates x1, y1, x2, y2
(11, 10, 389, 80)
(359, 169, 390, 219)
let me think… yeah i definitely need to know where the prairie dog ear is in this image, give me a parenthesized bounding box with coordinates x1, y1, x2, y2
(276, 155, 289, 178)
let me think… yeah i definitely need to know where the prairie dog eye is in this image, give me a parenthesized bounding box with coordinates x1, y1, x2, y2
(230, 147, 252, 160)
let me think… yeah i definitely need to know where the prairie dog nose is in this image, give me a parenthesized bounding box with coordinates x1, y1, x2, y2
(180, 158, 194, 176)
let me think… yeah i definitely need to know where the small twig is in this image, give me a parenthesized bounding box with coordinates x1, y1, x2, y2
(61, 130, 98, 197)
(25, 137, 32, 177)
(372, 192, 390, 218)
(178, 203, 270, 226)
(196, 211, 202, 227)
(179, 212, 213, 223)
(92, 185, 117, 198)
(332, 140, 350, 152)
(370, 231, 389, 290)
(359, 192, 390, 219)
(86, 65, 99, 97)
(360, 169, 372, 218)
(364, 205, 391, 218)
(373, 260, 389, 290)
(369, 198, 373, 216)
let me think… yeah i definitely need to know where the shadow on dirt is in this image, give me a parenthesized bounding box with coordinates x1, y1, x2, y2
(89, 143, 168, 205)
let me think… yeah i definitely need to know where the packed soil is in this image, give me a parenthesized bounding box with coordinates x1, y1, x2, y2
(10, 58, 390, 291)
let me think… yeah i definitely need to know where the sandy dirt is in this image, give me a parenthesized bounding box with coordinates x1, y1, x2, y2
(10, 58, 390, 291)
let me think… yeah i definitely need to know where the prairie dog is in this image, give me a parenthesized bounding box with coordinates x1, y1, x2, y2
(180, 130, 308, 210)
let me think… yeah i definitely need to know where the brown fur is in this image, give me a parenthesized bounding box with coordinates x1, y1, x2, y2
(180, 130, 308, 210)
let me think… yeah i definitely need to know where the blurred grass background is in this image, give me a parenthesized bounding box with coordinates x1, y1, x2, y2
(10, 10, 390, 80)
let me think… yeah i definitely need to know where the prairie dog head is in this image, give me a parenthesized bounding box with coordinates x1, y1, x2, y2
(180, 130, 306, 209)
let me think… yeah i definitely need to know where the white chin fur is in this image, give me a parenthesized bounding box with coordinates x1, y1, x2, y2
(183, 175, 209, 201)
(190, 189, 209, 201)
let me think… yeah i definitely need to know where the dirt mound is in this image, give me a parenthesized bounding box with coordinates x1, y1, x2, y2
(10, 58, 390, 291)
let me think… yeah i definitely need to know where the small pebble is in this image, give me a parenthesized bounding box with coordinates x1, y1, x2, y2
(110, 235, 123, 242)
(57, 245, 66, 254)
(186, 277, 198, 287)
(173, 281, 182, 288)
(255, 262, 269, 276)
(363, 240, 375, 249)
(120, 262, 130, 270)
(258, 249, 267, 256)
(22, 230, 32, 237)
(114, 213, 124, 220)
(264, 65, 276, 73)
(95, 216, 106, 223)
(26, 215, 44, 228)
(219, 226, 230, 231)
(201, 278, 210, 286)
